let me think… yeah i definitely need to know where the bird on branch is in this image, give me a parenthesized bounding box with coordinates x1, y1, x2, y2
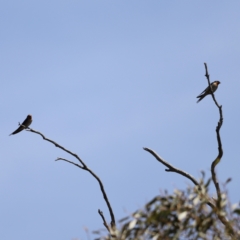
(197, 81, 221, 103)
(9, 115, 32, 135)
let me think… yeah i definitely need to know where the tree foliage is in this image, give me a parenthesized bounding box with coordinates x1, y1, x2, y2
(94, 176, 240, 239)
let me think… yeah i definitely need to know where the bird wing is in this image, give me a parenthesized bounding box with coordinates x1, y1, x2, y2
(197, 85, 209, 97)
(10, 126, 25, 135)
(9, 115, 32, 136)
(197, 81, 217, 97)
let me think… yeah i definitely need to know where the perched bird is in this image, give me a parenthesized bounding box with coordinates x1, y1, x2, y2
(9, 115, 32, 136)
(196, 81, 221, 103)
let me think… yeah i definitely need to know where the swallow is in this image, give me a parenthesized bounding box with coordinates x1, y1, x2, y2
(196, 81, 221, 103)
(9, 115, 32, 136)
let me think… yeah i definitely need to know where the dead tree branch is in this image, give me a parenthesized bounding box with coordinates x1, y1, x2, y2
(26, 127, 116, 230)
(98, 209, 111, 232)
(143, 147, 199, 186)
(204, 63, 223, 201)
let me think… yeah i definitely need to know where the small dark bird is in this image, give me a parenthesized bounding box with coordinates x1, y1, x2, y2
(9, 115, 32, 136)
(196, 81, 221, 103)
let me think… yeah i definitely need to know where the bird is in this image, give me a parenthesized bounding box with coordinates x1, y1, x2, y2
(196, 81, 221, 103)
(9, 115, 32, 136)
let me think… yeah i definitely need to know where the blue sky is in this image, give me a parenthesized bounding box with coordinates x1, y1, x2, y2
(1, 1, 240, 239)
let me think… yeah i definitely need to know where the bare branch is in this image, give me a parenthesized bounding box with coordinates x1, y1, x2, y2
(26, 128, 85, 167)
(202, 64, 237, 237)
(56, 158, 84, 169)
(26, 127, 116, 228)
(98, 209, 110, 232)
(143, 147, 199, 186)
(204, 63, 224, 201)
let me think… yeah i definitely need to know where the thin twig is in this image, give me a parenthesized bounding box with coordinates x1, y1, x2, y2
(26, 127, 116, 229)
(143, 147, 199, 186)
(98, 209, 110, 232)
(56, 158, 84, 169)
(204, 63, 223, 201)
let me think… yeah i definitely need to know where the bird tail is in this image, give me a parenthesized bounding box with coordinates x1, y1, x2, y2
(196, 96, 203, 103)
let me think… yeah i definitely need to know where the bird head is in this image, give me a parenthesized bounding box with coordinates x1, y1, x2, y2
(216, 81, 221, 85)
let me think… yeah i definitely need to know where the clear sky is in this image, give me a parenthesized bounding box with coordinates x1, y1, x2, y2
(1, 1, 240, 239)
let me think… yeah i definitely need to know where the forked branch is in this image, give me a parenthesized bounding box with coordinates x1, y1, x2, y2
(26, 127, 115, 231)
